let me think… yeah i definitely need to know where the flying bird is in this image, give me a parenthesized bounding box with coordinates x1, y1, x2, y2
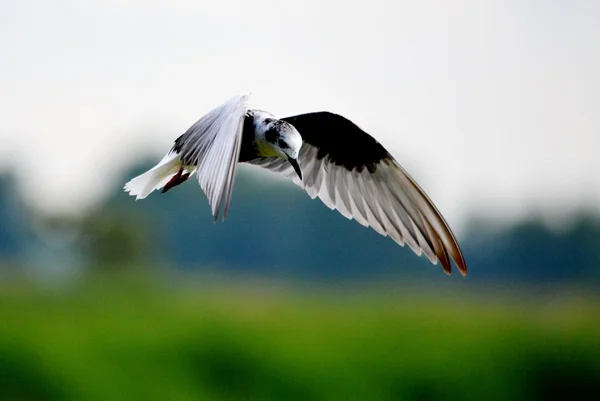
(125, 93, 467, 275)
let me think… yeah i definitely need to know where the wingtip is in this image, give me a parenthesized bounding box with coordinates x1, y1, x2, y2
(437, 254, 468, 277)
(453, 253, 468, 277)
(441, 261, 452, 275)
(443, 261, 468, 277)
(238, 92, 252, 101)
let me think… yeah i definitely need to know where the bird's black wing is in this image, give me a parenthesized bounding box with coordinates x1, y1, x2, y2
(248, 112, 467, 275)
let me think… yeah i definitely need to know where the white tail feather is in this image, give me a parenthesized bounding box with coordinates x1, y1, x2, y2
(124, 152, 183, 199)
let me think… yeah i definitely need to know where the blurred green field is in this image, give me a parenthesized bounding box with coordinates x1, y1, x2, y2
(0, 274, 598, 401)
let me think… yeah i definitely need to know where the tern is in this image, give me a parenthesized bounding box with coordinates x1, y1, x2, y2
(125, 93, 467, 275)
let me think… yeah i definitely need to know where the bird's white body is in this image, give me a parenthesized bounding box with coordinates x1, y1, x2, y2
(125, 94, 302, 218)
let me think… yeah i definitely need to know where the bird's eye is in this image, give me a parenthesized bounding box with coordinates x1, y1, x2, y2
(278, 139, 288, 149)
(265, 129, 278, 143)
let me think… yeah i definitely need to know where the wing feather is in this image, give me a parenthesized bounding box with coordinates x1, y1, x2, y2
(247, 111, 467, 275)
(343, 170, 370, 228)
(174, 93, 249, 221)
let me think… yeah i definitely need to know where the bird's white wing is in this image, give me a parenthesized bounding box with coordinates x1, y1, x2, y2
(173, 93, 249, 221)
(249, 112, 467, 276)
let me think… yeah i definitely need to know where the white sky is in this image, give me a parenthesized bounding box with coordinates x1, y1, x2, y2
(1, 0, 599, 231)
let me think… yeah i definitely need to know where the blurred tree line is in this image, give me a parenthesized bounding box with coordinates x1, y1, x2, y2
(0, 160, 599, 284)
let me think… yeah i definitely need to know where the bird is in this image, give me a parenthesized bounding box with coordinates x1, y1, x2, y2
(124, 93, 467, 276)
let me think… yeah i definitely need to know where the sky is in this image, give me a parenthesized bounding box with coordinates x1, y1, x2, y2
(1, 0, 599, 232)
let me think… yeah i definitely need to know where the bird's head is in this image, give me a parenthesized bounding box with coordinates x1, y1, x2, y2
(259, 119, 303, 180)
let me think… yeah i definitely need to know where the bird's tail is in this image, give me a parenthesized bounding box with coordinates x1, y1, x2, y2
(124, 152, 184, 200)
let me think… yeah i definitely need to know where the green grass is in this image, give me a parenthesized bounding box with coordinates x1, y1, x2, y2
(0, 274, 598, 401)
